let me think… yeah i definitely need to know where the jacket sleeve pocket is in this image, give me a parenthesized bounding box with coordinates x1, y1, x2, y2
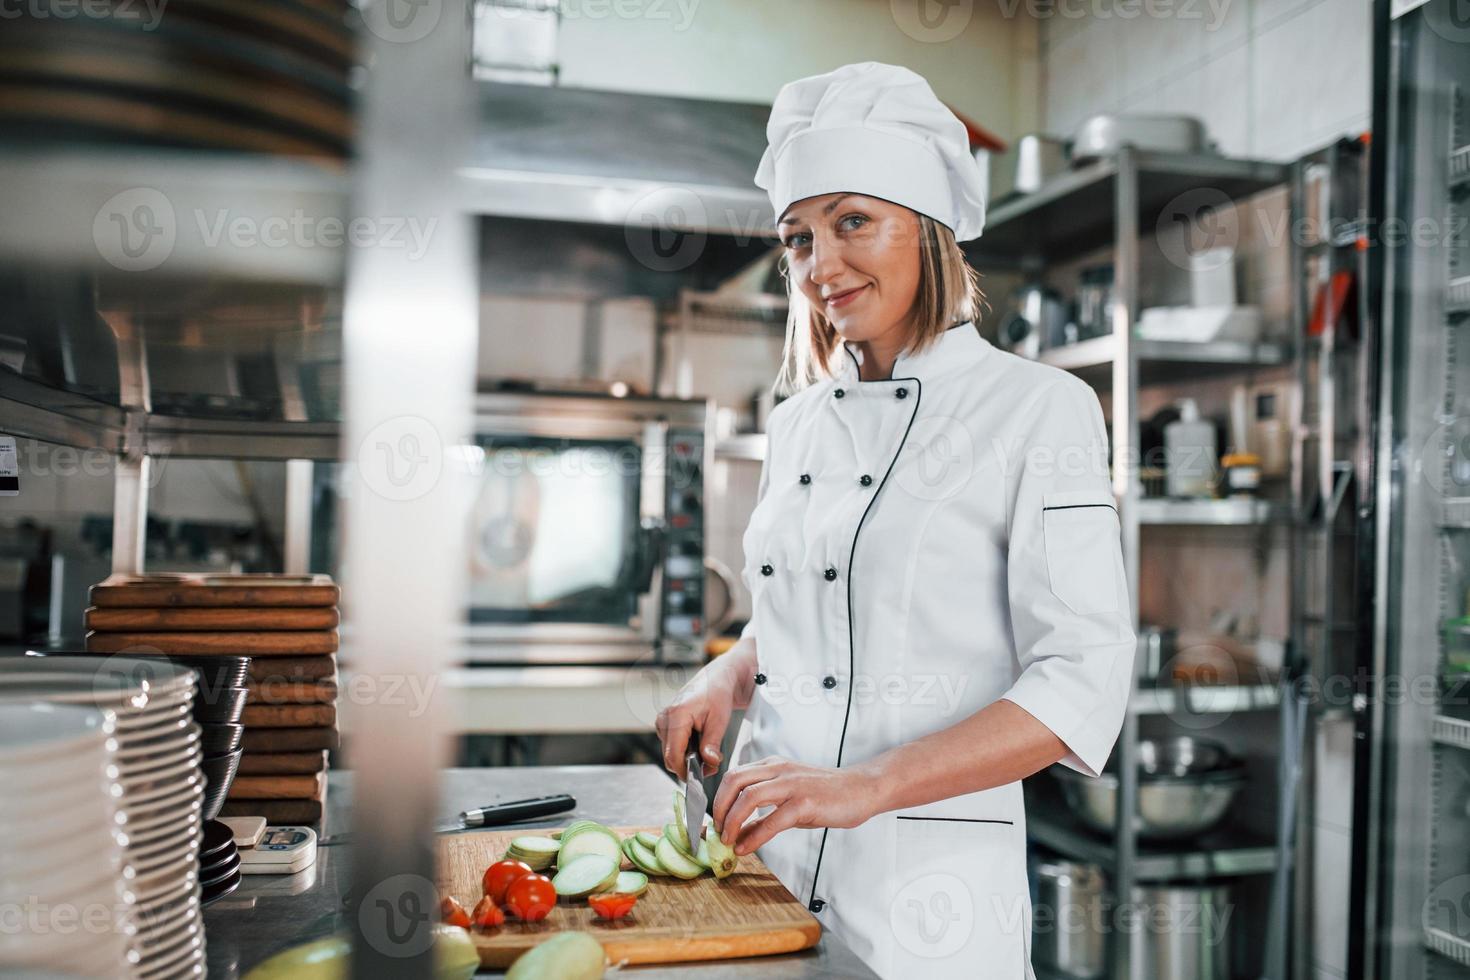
(1040, 489, 1121, 616)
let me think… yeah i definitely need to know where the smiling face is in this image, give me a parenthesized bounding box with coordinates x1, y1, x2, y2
(778, 193, 924, 350)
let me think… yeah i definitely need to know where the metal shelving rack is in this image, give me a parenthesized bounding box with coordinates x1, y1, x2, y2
(1361, 1, 1470, 976)
(977, 145, 1293, 980)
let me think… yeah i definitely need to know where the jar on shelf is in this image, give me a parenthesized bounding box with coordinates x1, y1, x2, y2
(1219, 452, 1263, 498)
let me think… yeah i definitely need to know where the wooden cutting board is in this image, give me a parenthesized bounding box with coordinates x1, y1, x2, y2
(227, 772, 325, 800)
(437, 825, 821, 969)
(240, 703, 336, 728)
(242, 727, 339, 753)
(85, 606, 340, 631)
(89, 573, 339, 609)
(246, 680, 338, 705)
(248, 656, 337, 683)
(86, 629, 338, 655)
(237, 750, 328, 776)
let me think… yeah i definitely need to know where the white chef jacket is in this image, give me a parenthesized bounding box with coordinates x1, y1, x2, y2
(729, 321, 1135, 980)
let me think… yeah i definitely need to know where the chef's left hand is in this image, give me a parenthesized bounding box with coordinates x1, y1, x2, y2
(711, 756, 876, 855)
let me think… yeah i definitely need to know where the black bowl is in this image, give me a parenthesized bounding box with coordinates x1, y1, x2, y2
(200, 868, 242, 907)
(193, 685, 248, 726)
(199, 819, 236, 864)
(170, 656, 251, 696)
(200, 722, 244, 756)
(201, 748, 243, 821)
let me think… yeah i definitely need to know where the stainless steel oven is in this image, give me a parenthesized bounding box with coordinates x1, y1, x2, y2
(462, 389, 712, 665)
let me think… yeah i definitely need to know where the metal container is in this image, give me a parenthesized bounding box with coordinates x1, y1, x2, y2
(1070, 113, 1209, 161)
(1130, 882, 1233, 980)
(1015, 133, 1070, 194)
(1053, 737, 1247, 839)
(1030, 854, 1107, 979)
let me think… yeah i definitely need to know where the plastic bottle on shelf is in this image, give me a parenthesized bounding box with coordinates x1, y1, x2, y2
(1164, 398, 1218, 499)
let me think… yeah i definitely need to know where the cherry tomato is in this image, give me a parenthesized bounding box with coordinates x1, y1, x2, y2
(439, 895, 470, 929)
(504, 873, 556, 922)
(471, 895, 505, 930)
(482, 859, 534, 904)
(588, 892, 638, 920)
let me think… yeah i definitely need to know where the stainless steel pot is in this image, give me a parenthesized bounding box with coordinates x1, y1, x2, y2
(1053, 737, 1246, 839)
(1030, 855, 1107, 979)
(1130, 882, 1233, 980)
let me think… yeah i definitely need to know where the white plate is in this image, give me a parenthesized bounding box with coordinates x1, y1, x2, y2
(0, 861, 124, 911)
(0, 702, 113, 767)
(135, 901, 199, 955)
(127, 826, 203, 873)
(120, 793, 203, 848)
(0, 824, 122, 878)
(0, 773, 124, 824)
(129, 855, 199, 906)
(121, 769, 202, 810)
(0, 655, 197, 703)
(116, 724, 200, 763)
(116, 700, 193, 732)
(120, 749, 202, 791)
(137, 919, 204, 978)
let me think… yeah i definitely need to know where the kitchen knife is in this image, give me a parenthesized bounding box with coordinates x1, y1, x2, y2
(684, 739, 707, 850)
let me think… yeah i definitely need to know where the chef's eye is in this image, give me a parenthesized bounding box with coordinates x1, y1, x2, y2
(782, 231, 811, 249)
(838, 213, 870, 232)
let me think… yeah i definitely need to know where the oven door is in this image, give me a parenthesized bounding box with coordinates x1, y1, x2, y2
(462, 413, 666, 659)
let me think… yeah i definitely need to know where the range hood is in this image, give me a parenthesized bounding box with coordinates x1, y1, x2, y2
(462, 82, 776, 237)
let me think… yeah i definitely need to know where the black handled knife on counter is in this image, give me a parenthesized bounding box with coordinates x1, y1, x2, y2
(319, 793, 576, 846)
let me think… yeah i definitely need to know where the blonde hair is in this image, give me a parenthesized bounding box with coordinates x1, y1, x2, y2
(771, 213, 986, 398)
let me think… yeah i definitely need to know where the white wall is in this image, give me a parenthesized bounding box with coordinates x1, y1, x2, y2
(556, 0, 1040, 137)
(1040, 0, 1371, 160)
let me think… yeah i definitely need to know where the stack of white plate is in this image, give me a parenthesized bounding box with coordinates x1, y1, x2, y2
(0, 656, 207, 979)
(0, 701, 131, 978)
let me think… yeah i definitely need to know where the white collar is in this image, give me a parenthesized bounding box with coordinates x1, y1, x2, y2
(834, 321, 989, 387)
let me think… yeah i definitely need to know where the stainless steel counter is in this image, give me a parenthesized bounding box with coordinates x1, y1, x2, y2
(202, 766, 879, 978)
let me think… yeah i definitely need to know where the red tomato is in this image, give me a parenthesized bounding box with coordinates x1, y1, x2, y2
(471, 895, 505, 930)
(439, 895, 470, 929)
(588, 892, 638, 920)
(504, 873, 556, 922)
(482, 859, 534, 904)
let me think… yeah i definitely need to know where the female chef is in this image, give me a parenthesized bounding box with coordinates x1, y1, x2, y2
(655, 61, 1135, 980)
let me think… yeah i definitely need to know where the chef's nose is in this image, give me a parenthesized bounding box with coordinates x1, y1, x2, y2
(808, 234, 845, 286)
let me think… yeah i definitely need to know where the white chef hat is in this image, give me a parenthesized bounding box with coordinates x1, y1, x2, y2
(754, 61, 987, 243)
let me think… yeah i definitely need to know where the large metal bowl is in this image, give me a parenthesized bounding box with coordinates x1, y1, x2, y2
(1053, 736, 1246, 840)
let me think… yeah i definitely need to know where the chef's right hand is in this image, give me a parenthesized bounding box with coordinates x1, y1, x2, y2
(656, 649, 749, 781)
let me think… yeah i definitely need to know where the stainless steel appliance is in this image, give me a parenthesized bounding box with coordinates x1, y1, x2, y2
(464, 389, 712, 665)
(1015, 133, 1070, 194)
(1360, 0, 1470, 974)
(1030, 853, 1107, 979)
(1069, 113, 1211, 162)
(1130, 882, 1233, 980)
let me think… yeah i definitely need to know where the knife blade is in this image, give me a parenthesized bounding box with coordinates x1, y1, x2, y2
(684, 742, 707, 851)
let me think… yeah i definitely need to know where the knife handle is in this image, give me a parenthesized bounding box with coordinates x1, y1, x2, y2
(460, 794, 576, 827)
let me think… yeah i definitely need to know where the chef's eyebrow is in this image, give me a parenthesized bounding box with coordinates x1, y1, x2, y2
(779, 194, 856, 226)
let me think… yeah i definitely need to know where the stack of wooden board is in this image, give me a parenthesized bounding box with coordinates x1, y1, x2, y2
(86, 573, 340, 825)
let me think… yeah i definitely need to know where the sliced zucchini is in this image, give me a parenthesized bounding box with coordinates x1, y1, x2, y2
(635, 831, 661, 850)
(655, 835, 704, 879)
(552, 854, 620, 898)
(627, 839, 666, 877)
(663, 822, 694, 858)
(558, 826, 622, 867)
(612, 871, 648, 896)
(505, 932, 606, 980)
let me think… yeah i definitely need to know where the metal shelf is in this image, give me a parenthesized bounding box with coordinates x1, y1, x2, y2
(714, 433, 767, 462)
(968, 150, 1288, 266)
(1037, 334, 1289, 388)
(1450, 144, 1470, 190)
(1136, 497, 1288, 525)
(1427, 926, 1470, 965)
(1026, 808, 1277, 882)
(1432, 715, 1470, 750)
(1449, 275, 1470, 317)
(0, 149, 348, 284)
(1132, 683, 1281, 715)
